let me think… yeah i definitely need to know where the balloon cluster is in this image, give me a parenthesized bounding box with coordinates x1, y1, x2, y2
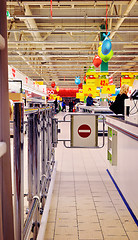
(75, 76, 81, 85)
(93, 32, 113, 68)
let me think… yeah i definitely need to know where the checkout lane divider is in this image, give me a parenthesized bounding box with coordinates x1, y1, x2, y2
(106, 169, 138, 227)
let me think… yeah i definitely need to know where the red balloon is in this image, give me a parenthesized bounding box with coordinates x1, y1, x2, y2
(93, 55, 102, 68)
(51, 81, 56, 88)
(84, 75, 86, 82)
(78, 83, 83, 89)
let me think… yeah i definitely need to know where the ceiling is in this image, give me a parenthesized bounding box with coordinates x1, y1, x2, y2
(7, 0, 138, 88)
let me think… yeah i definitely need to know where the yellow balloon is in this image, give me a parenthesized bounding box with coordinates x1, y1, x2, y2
(56, 86, 59, 92)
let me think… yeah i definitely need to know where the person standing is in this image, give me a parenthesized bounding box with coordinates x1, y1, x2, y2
(69, 100, 73, 112)
(54, 98, 58, 112)
(62, 100, 66, 112)
(109, 84, 129, 115)
(86, 94, 93, 106)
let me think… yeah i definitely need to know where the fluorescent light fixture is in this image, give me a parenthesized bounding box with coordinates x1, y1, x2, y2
(8, 60, 138, 63)
(8, 41, 138, 44)
(8, 54, 138, 58)
(13, 15, 138, 20)
(7, 29, 138, 33)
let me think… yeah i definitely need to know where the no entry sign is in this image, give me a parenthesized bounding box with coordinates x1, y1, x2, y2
(71, 115, 98, 147)
(78, 124, 91, 138)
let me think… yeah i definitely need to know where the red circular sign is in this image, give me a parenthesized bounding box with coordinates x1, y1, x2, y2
(78, 124, 91, 138)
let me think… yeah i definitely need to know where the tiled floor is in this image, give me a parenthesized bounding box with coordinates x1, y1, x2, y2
(10, 111, 138, 240)
(44, 112, 138, 240)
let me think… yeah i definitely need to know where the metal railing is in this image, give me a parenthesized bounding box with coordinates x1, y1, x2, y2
(12, 102, 58, 240)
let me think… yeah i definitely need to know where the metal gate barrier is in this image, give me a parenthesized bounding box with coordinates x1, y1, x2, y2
(11, 103, 57, 240)
(1, 107, 105, 240)
(52, 113, 105, 148)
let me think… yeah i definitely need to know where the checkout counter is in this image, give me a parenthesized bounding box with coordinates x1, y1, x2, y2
(78, 104, 113, 114)
(106, 113, 138, 224)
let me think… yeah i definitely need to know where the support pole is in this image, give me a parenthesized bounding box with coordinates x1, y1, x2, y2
(42, 111, 46, 175)
(13, 103, 24, 240)
(33, 112, 40, 239)
(41, 111, 47, 210)
(0, 0, 14, 239)
(28, 113, 34, 207)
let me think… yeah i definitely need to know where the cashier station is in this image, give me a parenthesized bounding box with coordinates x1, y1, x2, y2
(105, 91, 138, 226)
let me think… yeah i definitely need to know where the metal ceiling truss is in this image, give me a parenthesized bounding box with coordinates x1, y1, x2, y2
(7, 0, 138, 88)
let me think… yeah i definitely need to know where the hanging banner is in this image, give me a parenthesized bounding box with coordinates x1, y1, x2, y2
(76, 92, 84, 101)
(121, 72, 134, 86)
(121, 79, 134, 87)
(86, 78, 109, 87)
(101, 85, 115, 94)
(86, 79, 99, 86)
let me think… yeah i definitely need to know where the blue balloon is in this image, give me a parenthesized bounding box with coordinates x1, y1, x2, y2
(102, 39, 112, 55)
(75, 77, 81, 85)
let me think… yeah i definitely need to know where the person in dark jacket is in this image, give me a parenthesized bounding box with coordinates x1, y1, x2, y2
(86, 94, 93, 106)
(110, 84, 129, 115)
(69, 100, 73, 112)
(62, 101, 66, 112)
(54, 98, 58, 112)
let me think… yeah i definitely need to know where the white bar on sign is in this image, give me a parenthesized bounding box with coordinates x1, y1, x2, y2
(78, 130, 91, 132)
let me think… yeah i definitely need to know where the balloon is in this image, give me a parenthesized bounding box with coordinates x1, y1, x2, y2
(98, 43, 113, 63)
(101, 32, 112, 55)
(56, 86, 59, 92)
(75, 77, 81, 85)
(102, 39, 112, 55)
(51, 81, 56, 88)
(86, 66, 95, 74)
(93, 55, 102, 68)
(78, 83, 83, 89)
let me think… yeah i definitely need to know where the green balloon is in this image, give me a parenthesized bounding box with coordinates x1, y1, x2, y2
(87, 66, 95, 73)
(99, 47, 113, 63)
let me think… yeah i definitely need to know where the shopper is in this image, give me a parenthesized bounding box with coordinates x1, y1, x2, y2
(69, 100, 73, 112)
(86, 94, 93, 106)
(54, 98, 58, 113)
(62, 101, 66, 112)
(110, 84, 129, 115)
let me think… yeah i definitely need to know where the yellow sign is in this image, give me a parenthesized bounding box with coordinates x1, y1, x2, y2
(121, 79, 134, 86)
(86, 78, 109, 87)
(121, 72, 134, 78)
(35, 81, 43, 85)
(99, 79, 109, 86)
(86, 72, 109, 77)
(86, 79, 99, 86)
(101, 85, 115, 94)
(76, 92, 84, 101)
(83, 85, 97, 94)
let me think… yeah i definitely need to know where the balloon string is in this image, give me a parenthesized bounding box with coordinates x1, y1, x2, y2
(106, 0, 108, 34)
(50, 0, 52, 19)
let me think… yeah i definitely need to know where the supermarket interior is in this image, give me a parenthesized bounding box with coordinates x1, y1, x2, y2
(0, 0, 138, 239)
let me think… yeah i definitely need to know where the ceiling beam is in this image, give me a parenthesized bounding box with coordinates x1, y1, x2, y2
(110, 0, 137, 39)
